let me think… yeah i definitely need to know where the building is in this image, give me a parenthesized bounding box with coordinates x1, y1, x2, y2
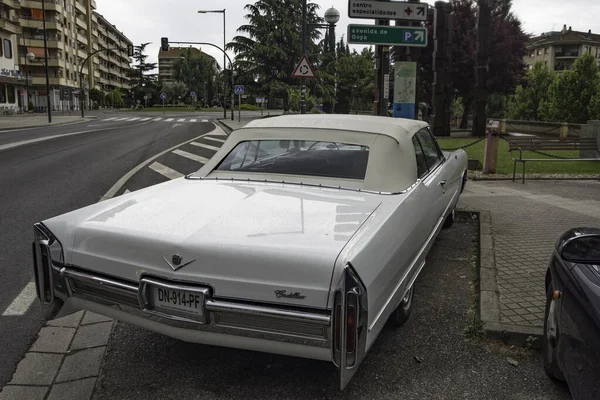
(0, 0, 25, 112)
(16, 0, 132, 111)
(158, 46, 219, 84)
(525, 25, 600, 72)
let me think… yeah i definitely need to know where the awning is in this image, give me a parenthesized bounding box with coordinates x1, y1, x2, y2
(27, 47, 47, 58)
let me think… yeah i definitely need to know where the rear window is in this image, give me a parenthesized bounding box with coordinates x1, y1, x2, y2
(216, 140, 370, 180)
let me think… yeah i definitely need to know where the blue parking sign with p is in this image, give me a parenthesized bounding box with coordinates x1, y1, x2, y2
(235, 85, 245, 95)
(404, 31, 413, 42)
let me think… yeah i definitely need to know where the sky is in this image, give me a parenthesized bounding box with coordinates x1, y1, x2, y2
(95, 0, 600, 71)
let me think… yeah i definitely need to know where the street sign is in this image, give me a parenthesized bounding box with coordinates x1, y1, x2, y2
(190, 91, 196, 98)
(234, 85, 244, 95)
(393, 61, 417, 119)
(348, 0, 428, 21)
(144, 95, 149, 100)
(256, 97, 265, 103)
(347, 25, 428, 47)
(160, 92, 167, 100)
(291, 55, 316, 79)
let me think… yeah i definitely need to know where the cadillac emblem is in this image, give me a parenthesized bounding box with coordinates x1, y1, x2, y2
(162, 255, 195, 271)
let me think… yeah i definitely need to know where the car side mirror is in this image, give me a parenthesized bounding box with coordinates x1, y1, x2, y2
(561, 235, 600, 264)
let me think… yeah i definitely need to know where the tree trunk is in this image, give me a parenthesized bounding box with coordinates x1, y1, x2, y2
(460, 96, 473, 129)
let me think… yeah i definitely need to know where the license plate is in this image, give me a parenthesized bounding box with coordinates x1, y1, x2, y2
(150, 286, 204, 318)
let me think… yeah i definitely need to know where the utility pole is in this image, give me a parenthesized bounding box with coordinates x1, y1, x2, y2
(431, 1, 453, 136)
(472, 0, 491, 136)
(300, 0, 307, 114)
(41, 0, 52, 123)
(373, 1, 390, 116)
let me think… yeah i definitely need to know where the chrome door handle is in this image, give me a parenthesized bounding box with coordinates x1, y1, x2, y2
(439, 180, 447, 186)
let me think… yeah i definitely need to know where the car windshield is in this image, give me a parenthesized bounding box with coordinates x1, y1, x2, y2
(215, 140, 370, 180)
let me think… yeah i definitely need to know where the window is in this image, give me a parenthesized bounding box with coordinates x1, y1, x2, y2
(6, 85, 15, 103)
(544, 47, 549, 54)
(0, 40, 2, 57)
(0, 84, 5, 103)
(3, 39, 11, 59)
(415, 129, 443, 171)
(412, 135, 428, 178)
(216, 140, 370, 180)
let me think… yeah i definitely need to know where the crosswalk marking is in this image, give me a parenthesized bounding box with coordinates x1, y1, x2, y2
(165, 118, 174, 122)
(177, 118, 185, 122)
(173, 149, 210, 164)
(127, 117, 141, 121)
(190, 119, 197, 122)
(202, 119, 208, 122)
(204, 136, 226, 144)
(140, 117, 152, 121)
(1, 281, 36, 316)
(114, 117, 128, 121)
(191, 142, 220, 151)
(153, 117, 163, 121)
(124, 189, 131, 194)
(149, 162, 184, 180)
(103, 117, 116, 121)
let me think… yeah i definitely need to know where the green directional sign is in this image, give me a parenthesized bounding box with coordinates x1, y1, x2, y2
(347, 24, 428, 47)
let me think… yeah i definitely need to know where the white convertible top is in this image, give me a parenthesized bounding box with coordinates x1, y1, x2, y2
(243, 114, 429, 145)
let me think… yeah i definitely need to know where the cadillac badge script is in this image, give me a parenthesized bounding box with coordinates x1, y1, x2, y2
(274, 290, 306, 300)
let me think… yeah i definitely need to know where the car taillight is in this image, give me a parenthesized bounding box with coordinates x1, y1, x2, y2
(346, 304, 357, 354)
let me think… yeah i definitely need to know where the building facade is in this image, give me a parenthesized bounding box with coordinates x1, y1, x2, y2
(158, 46, 219, 84)
(15, 0, 132, 111)
(525, 25, 600, 72)
(0, 0, 25, 112)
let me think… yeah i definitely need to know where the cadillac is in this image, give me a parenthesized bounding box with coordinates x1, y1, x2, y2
(33, 114, 468, 389)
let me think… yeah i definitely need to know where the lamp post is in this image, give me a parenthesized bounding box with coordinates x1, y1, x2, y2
(198, 9, 228, 119)
(324, 7, 340, 114)
(24, 52, 35, 112)
(41, 0, 52, 122)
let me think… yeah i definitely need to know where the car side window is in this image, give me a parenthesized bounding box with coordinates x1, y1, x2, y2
(416, 129, 442, 171)
(411, 135, 428, 178)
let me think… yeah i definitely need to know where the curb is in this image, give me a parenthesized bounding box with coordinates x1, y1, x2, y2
(214, 119, 233, 134)
(476, 210, 544, 346)
(0, 116, 98, 132)
(468, 171, 600, 181)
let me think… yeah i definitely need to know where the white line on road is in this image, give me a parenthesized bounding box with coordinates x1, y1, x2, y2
(153, 117, 163, 121)
(202, 119, 208, 122)
(165, 118, 174, 122)
(177, 118, 185, 122)
(2, 281, 36, 316)
(191, 142, 220, 151)
(204, 136, 226, 144)
(124, 189, 131, 194)
(127, 117, 141, 121)
(140, 117, 152, 121)
(149, 162, 184, 180)
(190, 119, 197, 122)
(103, 117, 117, 121)
(114, 117, 129, 121)
(173, 149, 210, 164)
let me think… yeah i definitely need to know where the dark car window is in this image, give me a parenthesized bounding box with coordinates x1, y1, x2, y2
(416, 129, 442, 171)
(216, 140, 370, 180)
(411, 135, 428, 178)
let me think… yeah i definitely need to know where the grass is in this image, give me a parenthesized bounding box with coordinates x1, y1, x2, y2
(437, 137, 600, 175)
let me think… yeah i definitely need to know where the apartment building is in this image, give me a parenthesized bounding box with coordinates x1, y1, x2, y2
(158, 46, 219, 84)
(0, 0, 25, 112)
(16, 0, 132, 111)
(525, 25, 600, 72)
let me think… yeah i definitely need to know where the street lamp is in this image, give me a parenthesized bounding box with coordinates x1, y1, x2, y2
(24, 52, 35, 112)
(41, 0, 52, 122)
(198, 9, 230, 120)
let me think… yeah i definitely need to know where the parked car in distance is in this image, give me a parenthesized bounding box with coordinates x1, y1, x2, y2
(543, 227, 600, 399)
(32, 115, 468, 390)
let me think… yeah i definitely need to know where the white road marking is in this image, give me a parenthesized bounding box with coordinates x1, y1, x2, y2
(165, 118, 174, 122)
(204, 136, 225, 144)
(172, 124, 182, 128)
(153, 117, 163, 121)
(127, 117, 141, 121)
(191, 142, 220, 151)
(173, 149, 210, 164)
(114, 117, 128, 121)
(177, 118, 185, 122)
(100, 123, 223, 201)
(190, 119, 197, 122)
(103, 117, 117, 121)
(2, 281, 36, 316)
(202, 119, 208, 122)
(140, 117, 152, 121)
(149, 162, 184, 180)
(124, 189, 131, 194)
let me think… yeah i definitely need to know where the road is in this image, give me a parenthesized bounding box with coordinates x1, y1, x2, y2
(0, 113, 222, 388)
(93, 215, 569, 399)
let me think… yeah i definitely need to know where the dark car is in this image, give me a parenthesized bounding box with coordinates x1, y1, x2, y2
(543, 227, 600, 399)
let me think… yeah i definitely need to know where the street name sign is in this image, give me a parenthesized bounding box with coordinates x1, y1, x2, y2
(347, 24, 428, 47)
(291, 55, 316, 78)
(348, 0, 428, 21)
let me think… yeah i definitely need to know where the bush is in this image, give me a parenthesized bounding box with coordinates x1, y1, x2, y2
(240, 104, 259, 111)
(135, 105, 144, 110)
(28, 101, 34, 112)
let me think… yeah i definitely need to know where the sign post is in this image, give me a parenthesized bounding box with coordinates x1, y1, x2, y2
(160, 92, 167, 115)
(347, 25, 428, 46)
(144, 95, 148, 108)
(393, 61, 417, 119)
(234, 85, 244, 122)
(190, 91, 196, 109)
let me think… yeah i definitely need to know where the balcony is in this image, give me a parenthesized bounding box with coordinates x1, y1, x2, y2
(31, 76, 66, 86)
(77, 33, 88, 45)
(21, 0, 62, 11)
(555, 51, 579, 59)
(75, 1, 87, 14)
(20, 17, 61, 30)
(2, 0, 21, 9)
(76, 17, 87, 30)
(0, 17, 21, 34)
(91, 14, 98, 23)
(92, 42, 99, 51)
(21, 57, 66, 68)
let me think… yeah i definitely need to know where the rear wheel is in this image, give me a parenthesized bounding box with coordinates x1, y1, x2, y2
(543, 281, 565, 381)
(389, 285, 414, 327)
(442, 208, 455, 229)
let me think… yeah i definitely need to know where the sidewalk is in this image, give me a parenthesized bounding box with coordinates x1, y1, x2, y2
(217, 111, 283, 132)
(458, 180, 600, 341)
(0, 115, 96, 131)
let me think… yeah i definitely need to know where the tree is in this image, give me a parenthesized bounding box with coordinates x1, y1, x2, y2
(508, 61, 555, 120)
(88, 88, 104, 105)
(540, 53, 600, 123)
(161, 82, 188, 104)
(127, 43, 158, 102)
(335, 43, 375, 114)
(172, 48, 218, 105)
(227, 0, 323, 110)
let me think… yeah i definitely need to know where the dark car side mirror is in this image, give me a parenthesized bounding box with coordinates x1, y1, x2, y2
(561, 235, 600, 264)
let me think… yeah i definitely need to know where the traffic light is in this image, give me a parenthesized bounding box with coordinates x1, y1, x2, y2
(161, 37, 169, 52)
(127, 44, 134, 57)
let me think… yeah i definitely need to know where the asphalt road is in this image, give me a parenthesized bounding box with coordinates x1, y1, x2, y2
(0, 115, 219, 388)
(93, 215, 570, 400)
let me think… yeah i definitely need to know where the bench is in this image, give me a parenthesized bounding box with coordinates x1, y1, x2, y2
(506, 137, 600, 183)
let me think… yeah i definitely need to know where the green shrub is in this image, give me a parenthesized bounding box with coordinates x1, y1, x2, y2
(240, 103, 259, 111)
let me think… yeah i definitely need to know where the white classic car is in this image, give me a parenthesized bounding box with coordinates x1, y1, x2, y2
(33, 114, 467, 389)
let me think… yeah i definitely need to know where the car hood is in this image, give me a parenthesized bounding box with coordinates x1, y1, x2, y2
(44, 179, 382, 309)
